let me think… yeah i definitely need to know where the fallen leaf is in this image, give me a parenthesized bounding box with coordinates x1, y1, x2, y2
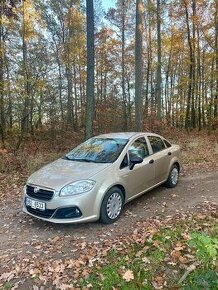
(122, 269, 134, 282)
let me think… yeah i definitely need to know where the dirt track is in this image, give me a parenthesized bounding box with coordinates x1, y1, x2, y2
(0, 166, 218, 289)
(0, 167, 218, 252)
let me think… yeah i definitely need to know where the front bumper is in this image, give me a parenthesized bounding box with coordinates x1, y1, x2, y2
(22, 186, 100, 224)
(23, 205, 98, 223)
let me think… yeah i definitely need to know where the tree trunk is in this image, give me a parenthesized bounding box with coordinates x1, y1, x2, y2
(156, 0, 162, 120)
(66, 65, 74, 127)
(197, 23, 201, 130)
(21, 0, 31, 136)
(85, 0, 95, 139)
(135, 0, 143, 131)
(215, 0, 218, 119)
(6, 63, 12, 129)
(57, 53, 64, 123)
(0, 0, 5, 146)
(144, 1, 152, 118)
(73, 63, 78, 131)
(191, 0, 196, 128)
(201, 50, 206, 128)
(184, 0, 194, 131)
(121, 0, 127, 130)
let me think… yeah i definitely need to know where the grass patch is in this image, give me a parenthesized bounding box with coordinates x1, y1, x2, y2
(1, 282, 13, 290)
(80, 213, 218, 289)
(184, 268, 218, 289)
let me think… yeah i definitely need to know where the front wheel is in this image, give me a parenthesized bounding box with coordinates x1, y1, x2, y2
(100, 187, 124, 224)
(165, 164, 179, 188)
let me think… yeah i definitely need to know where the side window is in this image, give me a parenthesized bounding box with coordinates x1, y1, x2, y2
(128, 137, 149, 159)
(148, 136, 166, 153)
(120, 154, 128, 169)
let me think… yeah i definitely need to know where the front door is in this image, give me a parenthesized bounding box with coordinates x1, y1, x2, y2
(119, 137, 155, 201)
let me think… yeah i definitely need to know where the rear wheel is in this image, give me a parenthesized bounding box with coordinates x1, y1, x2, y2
(165, 164, 179, 188)
(100, 187, 124, 224)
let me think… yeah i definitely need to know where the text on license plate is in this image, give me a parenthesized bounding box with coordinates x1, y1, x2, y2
(26, 197, 46, 211)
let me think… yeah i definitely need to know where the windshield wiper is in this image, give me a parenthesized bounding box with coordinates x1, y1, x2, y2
(75, 158, 96, 162)
(63, 156, 111, 163)
(63, 155, 72, 160)
(65, 157, 97, 162)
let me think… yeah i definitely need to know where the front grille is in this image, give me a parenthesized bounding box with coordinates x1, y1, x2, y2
(26, 185, 54, 201)
(26, 206, 55, 218)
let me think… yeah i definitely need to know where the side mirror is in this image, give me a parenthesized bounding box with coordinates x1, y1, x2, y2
(129, 155, 143, 170)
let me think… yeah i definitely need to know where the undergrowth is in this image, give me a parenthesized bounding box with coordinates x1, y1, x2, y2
(80, 213, 218, 289)
(0, 129, 217, 175)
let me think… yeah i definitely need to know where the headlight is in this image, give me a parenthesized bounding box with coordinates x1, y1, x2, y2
(60, 180, 96, 196)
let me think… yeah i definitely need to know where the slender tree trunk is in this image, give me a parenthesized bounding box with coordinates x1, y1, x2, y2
(126, 73, 132, 127)
(103, 71, 107, 101)
(208, 58, 214, 133)
(37, 91, 43, 129)
(201, 50, 206, 128)
(100, 66, 103, 101)
(165, 48, 172, 123)
(191, 0, 196, 128)
(121, 0, 127, 130)
(0, 0, 5, 146)
(78, 57, 85, 126)
(135, 0, 143, 131)
(215, 0, 218, 119)
(73, 63, 78, 131)
(156, 0, 162, 120)
(57, 55, 64, 123)
(6, 63, 12, 129)
(197, 24, 201, 130)
(85, 0, 95, 139)
(144, 2, 152, 118)
(66, 65, 74, 127)
(66, 6, 74, 129)
(21, 0, 31, 136)
(184, 0, 194, 130)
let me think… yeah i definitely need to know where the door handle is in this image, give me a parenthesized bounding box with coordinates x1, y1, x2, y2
(168, 152, 172, 156)
(149, 159, 154, 164)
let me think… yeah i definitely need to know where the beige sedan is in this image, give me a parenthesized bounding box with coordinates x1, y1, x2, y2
(23, 132, 180, 224)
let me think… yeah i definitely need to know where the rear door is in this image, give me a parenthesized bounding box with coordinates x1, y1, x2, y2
(147, 136, 171, 184)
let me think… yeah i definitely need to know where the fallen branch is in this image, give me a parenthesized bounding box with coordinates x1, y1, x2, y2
(179, 262, 199, 284)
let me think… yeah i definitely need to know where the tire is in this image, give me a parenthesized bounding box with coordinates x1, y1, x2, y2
(165, 164, 179, 188)
(100, 187, 124, 224)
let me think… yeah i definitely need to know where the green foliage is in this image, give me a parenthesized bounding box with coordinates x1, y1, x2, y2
(80, 216, 218, 289)
(1, 282, 13, 290)
(183, 232, 218, 289)
(189, 232, 218, 265)
(184, 269, 218, 290)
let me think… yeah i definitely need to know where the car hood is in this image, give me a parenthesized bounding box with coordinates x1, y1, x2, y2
(27, 158, 112, 191)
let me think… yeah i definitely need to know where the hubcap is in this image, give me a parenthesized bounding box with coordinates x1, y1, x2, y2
(171, 167, 179, 185)
(106, 192, 122, 219)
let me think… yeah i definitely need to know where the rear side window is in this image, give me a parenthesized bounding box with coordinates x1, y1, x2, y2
(148, 136, 166, 153)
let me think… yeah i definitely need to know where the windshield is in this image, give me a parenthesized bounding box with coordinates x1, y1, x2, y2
(64, 138, 128, 163)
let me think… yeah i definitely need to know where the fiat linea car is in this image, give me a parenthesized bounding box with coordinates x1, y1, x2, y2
(23, 132, 181, 224)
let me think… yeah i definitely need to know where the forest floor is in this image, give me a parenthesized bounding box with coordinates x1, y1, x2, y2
(0, 130, 218, 289)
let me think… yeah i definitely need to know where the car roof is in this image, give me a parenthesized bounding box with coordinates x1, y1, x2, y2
(95, 132, 162, 139)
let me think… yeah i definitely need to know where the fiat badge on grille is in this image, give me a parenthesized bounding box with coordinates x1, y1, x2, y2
(34, 186, 40, 193)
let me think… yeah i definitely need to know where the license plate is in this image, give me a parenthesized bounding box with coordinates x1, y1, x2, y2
(26, 197, 46, 211)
